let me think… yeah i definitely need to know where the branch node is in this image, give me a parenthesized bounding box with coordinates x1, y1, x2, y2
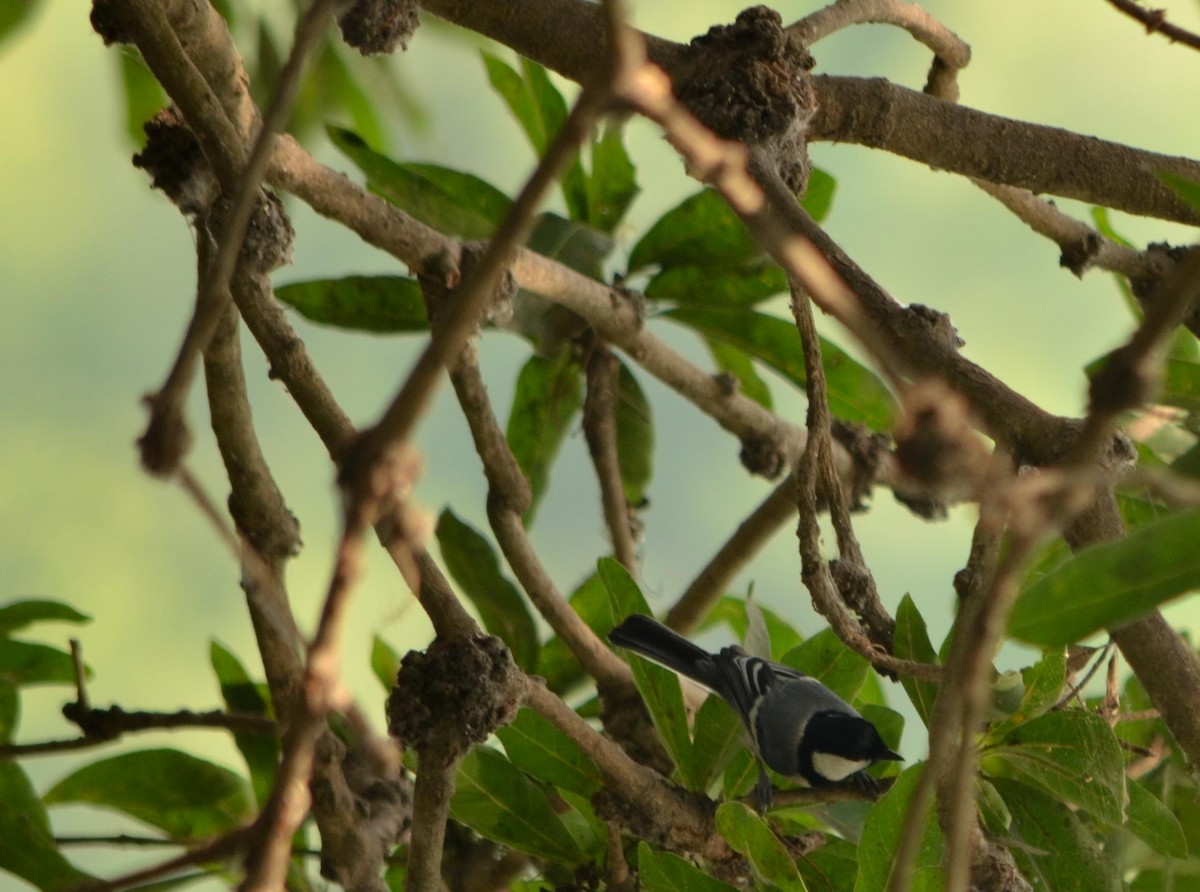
(338, 0, 420, 54)
(675, 6, 817, 192)
(387, 634, 523, 758)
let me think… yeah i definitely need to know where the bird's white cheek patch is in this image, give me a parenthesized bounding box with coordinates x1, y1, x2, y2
(812, 752, 870, 782)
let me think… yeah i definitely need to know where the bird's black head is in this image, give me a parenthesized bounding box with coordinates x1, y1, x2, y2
(798, 711, 903, 786)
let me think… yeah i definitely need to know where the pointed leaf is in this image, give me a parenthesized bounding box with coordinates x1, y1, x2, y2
(796, 837, 858, 892)
(615, 362, 654, 505)
(715, 801, 807, 891)
(856, 764, 943, 892)
(706, 598, 804, 659)
(435, 509, 539, 672)
(0, 680, 17, 743)
(1009, 507, 1200, 646)
(0, 761, 94, 891)
(781, 629, 869, 703)
(210, 641, 278, 807)
(0, 640, 83, 687)
(989, 648, 1067, 741)
(537, 573, 612, 693)
(585, 123, 638, 233)
(691, 694, 746, 790)
(45, 749, 254, 839)
(629, 189, 761, 273)
(507, 354, 584, 526)
(664, 307, 896, 430)
(637, 842, 739, 892)
(371, 636, 402, 693)
(600, 558, 697, 788)
(275, 275, 427, 333)
(527, 212, 613, 279)
(991, 777, 1122, 892)
(893, 595, 940, 728)
(0, 600, 91, 637)
(802, 168, 837, 223)
(645, 262, 788, 307)
(329, 126, 510, 238)
(1125, 778, 1187, 858)
(450, 746, 583, 864)
(987, 710, 1124, 824)
(496, 707, 602, 797)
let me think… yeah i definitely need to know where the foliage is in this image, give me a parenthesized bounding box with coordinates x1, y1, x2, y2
(6, 5, 1200, 892)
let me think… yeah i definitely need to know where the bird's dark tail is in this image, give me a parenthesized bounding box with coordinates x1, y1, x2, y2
(608, 615, 721, 690)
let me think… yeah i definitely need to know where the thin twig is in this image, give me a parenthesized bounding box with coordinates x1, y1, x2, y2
(1104, 0, 1200, 52)
(789, 0, 971, 99)
(583, 343, 640, 573)
(137, 0, 345, 477)
(81, 827, 253, 892)
(665, 470, 798, 635)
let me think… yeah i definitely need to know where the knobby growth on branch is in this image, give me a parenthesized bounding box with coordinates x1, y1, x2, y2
(5, 0, 1200, 890)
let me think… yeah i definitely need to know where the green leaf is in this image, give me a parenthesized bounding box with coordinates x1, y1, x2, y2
(628, 189, 762, 273)
(275, 275, 428, 333)
(483, 52, 566, 157)
(1125, 778, 1188, 858)
(0, 680, 17, 743)
(780, 629, 870, 703)
(991, 777, 1122, 892)
(722, 748, 759, 800)
(435, 509, 539, 672)
(0, 0, 42, 46)
(715, 801, 808, 891)
(615, 362, 654, 505)
(0, 599, 90, 637)
(0, 640, 82, 686)
(856, 764, 943, 892)
(527, 212, 613, 279)
(1161, 355, 1200, 414)
(0, 761, 94, 891)
(645, 262, 788, 307)
(118, 50, 168, 146)
(988, 648, 1066, 738)
(893, 595, 940, 728)
(1160, 172, 1200, 213)
(315, 43, 387, 151)
(691, 694, 746, 791)
(450, 746, 583, 864)
(496, 707, 602, 797)
(210, 641, 278, 807)
(507, 354, 584, 526)
(45, 749, 254, 840)
(600, 558, 697, 789)
(664, 307, 896, 431)
(482, 53, 588, 220)
(585, 123, 638, 233)
(371, 636, 402, 693)
(328, 126, 510, 239)
(796, 837, 858, 892)
(704, 338, 773, 409)
(637, 841, 739, 892)
(705, 598, 804, 659)
(802, 168, 837, 223)
(1009, 507, 1200, 646)
(536, 573, 613, 693)
(986, 710, 1125, 824)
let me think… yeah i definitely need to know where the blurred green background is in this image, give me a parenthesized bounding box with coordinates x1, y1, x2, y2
(2, 0, 1199, 884)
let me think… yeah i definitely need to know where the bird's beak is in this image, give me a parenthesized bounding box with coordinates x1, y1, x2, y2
(883, 749, 904, 762)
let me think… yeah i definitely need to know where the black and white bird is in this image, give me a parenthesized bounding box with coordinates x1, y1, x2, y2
(608, 614, 902, 798)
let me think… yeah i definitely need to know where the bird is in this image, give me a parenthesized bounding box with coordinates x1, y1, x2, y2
(608, 614, 902, 804)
